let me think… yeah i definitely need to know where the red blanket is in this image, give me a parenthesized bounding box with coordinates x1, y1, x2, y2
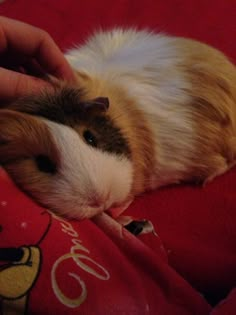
(0, 1, 236, 314)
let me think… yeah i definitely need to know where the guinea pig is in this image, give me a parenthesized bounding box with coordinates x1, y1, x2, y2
(1, 28, 236, 220)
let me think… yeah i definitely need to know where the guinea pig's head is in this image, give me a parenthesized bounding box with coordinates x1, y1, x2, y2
(0, 89, 133, 219)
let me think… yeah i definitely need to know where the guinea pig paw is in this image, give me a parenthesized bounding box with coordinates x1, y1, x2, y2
(117, 216, 158, 236)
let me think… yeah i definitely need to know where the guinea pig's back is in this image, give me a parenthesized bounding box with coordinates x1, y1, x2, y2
(65, 28, 183, 79)
(150, 37, 236, 185)
(66, 28, 236, 188)
(66, 29, 196, 185)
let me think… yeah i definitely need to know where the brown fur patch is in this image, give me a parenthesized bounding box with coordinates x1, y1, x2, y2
(0, 110, 59, 164)
(0, 110, 61, 197)
(7, 87, 131, 158)
(180, 38, 236, 181)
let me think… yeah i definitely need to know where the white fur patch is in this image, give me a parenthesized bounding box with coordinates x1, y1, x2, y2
(66, 28, 179, 78)
(43, 119, 133, 219)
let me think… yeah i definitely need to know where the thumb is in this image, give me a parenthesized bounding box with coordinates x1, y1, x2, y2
(0, 67, 52, 101)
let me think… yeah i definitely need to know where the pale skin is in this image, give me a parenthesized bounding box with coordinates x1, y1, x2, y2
(0, 16, 75, 101)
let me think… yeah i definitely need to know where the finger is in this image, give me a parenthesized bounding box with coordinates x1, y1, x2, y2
(0, 16, 75, 82)
(22, 59, 47, 77)
(0, 67, 53, 100)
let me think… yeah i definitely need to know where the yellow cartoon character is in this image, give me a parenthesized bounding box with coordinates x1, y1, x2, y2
(0, 246, 41, 315)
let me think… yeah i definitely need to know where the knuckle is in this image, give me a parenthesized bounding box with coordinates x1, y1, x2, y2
(40, 29, 51, 42)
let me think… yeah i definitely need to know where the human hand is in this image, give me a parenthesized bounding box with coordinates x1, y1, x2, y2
(0, 16, 75, 101)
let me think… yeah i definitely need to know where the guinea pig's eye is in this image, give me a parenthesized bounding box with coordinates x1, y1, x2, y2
(83, 130, 97, 147)
(35, 155, 57, 174)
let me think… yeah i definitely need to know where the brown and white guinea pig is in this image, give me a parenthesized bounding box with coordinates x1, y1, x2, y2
(1, 28, 236, 220)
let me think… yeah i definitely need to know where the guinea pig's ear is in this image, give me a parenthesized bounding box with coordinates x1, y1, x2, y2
(0, 110, 59, 169)
(82, 97, 109, 114)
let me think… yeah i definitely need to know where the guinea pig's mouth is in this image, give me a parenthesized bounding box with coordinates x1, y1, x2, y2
(69, 204, 106, 220)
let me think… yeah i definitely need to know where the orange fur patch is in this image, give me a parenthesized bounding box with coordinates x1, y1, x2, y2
(0, 110, 60, 198)
(180, 38, 236, 181)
